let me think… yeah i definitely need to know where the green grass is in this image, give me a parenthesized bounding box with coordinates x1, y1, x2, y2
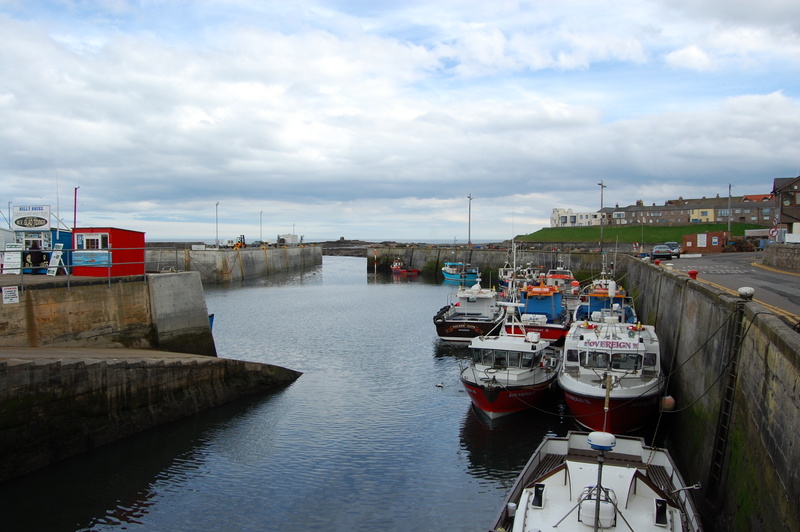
(515, 223, 764, 243)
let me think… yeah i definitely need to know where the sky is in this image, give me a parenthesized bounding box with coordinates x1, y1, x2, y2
(1, 1, 798, 243)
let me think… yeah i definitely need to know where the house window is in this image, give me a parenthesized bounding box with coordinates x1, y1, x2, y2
(81, 234, 109, 250)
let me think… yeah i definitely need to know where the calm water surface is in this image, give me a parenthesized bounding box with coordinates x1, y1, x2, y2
(3, 256, 580, 531)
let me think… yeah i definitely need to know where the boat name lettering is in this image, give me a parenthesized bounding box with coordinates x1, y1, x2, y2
(563, 392, 592, 404)
(582, 340, 637, 350)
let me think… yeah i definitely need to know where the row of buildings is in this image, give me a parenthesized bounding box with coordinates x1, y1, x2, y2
(550, 176, 800, 237)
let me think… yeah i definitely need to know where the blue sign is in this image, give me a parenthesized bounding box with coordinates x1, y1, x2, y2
(73, 251, 112, 267)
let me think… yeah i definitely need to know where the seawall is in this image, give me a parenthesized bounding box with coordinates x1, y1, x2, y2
(147, 245, 323, 282)
(367, 245, 614, 282)
(0, 272, 215, 356)
(620, 255, 800, 531)
(0, 348, 302, 482)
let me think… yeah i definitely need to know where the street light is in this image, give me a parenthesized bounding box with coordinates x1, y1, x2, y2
(215, 202, 220, 248)
(73, 186, 80, 229)
(598, 181, 606, 252)
(467, 193, 473, 247)
(260, 210, 263, 243)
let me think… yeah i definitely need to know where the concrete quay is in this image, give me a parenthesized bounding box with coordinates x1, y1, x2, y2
(0, 347, 301, 482)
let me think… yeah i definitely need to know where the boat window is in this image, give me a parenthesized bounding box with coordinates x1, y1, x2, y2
(521, 351, 535, 368)
(493, 350, 508, 368)
(611, 353, 641, 370)
(507, 351, 520, 368)
(583, 352, 608, 369)
(643, 352, 657, 367)
(473, 350, 485, 364)
(566, 349, 579, 363)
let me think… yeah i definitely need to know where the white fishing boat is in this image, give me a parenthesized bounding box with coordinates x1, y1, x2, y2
(491, 431, 703, 532)
(433, 280, 505, 342)
(559, 280, 664, 433)
(460, 305, 562, 419)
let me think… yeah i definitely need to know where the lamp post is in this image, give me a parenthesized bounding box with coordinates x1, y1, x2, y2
(260, 210, 263, 243)
(727, 183, 732, 235)
(73, 186, 80, 229)
(215, 202, 219, 248)
(467, 193, 473, 247)
(597, 181, 606, 252)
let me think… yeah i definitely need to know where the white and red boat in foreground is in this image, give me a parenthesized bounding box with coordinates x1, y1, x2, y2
(558, 284, 664, 433)
(491, 431, 703, 532)
(460, 307, 562, 419)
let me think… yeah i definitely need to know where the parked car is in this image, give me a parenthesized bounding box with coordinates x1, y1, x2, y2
(651, 245, 673, 260)
(664, 241, 681, 258)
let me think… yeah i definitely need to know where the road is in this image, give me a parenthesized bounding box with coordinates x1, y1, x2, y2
(656, 251, 800, 328)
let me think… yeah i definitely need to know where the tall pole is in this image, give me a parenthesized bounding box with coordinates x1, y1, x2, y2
(73, 186, 80, 229)
(727, 183, 732, 235)
(467, 193, 473, 247)
(215, 202, 220, 248)
(597, 181, 606, 252)
(260, 210, 263, 243)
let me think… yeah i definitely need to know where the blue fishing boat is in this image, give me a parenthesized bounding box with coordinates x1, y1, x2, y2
(441, 262, 479, 282)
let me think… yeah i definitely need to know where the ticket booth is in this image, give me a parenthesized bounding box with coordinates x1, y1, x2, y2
(72, 227, 145, 277)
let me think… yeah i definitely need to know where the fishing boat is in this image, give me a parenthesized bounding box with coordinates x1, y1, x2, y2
(390, 258, 419, 276)
(491, 431, 703, 532)
(441, 262, 479, 282)
(460, 306, 562, 419)
(573, 277, 638, 325)
(559, 299, 664, 433)
(433, 281, 505, 342)
(544, 260, 580, 296)
(505, 280, 572, 345)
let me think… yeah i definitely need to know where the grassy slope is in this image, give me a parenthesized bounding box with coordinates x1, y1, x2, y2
(516, 223, 764, 243)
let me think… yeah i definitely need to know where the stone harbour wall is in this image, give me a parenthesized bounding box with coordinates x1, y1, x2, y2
(0, 350, 302, 482)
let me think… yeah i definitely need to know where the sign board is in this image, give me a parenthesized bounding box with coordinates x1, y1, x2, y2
(73, 250, 112, 267)
(2, 286, 19, 304)
(712, 237, 719, 246)
(3, 243, 23, 274)
(47, 243, 65, 276)
(12, 205, 50, 231)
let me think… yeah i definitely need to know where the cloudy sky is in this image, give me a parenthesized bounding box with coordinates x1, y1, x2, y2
(1, 1, 798, 243)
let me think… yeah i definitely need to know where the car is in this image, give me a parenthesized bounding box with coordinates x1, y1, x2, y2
(664, 241, 681, 258)
(651, 245, 673, 260)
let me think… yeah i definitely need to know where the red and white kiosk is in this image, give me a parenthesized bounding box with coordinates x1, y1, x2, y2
(72, 227, 145, 277)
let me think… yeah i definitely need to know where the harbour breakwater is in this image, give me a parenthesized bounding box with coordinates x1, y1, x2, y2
(0, 271, 303, 482)
(372, 244, 800, 531)
(0, 348, 301, 482)
(146, 245, 322, 282)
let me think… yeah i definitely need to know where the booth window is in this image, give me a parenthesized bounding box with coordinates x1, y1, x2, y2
(82, 234, 109, 250)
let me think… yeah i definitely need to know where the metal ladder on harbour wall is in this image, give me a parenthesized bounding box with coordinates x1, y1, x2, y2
(707, 300, 747, 497)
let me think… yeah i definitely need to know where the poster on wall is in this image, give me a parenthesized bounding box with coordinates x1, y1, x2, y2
(2, 286, 19, 304)
(12, 205, 51, 231)
(3, 243, 23, 274)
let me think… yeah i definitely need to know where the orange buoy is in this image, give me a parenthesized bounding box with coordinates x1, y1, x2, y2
(661, 395, 676, 411)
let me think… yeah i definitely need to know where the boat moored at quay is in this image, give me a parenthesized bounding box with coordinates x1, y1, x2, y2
(491, 431, 703, 532)
(558, 308, 665, 434)
(441, 261, 479, 281)
(460, 307, 562, 419)
(433, 281, 505, 342)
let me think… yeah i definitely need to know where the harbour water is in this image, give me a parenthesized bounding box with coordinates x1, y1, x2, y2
(2, 256, 658, 531)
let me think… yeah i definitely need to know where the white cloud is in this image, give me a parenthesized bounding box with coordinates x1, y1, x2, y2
(0, 1, 797, 242)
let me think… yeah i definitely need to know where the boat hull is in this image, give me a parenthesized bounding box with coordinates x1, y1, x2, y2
(560, 388, 661, 433)
(461, 378, 555, 419)
(504, 323, 568, 343)
(434, 318, 503, 342)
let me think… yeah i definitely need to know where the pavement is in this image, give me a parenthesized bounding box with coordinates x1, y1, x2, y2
(646, 251, 800, 324)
